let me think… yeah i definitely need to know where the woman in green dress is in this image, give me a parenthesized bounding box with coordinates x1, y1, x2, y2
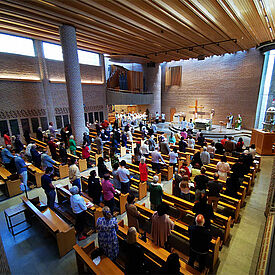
(69, 135, 77, 155)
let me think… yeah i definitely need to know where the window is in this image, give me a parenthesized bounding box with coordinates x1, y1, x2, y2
(21, 118, 30, 133)
(78, 49, 100, 66)
(88, 112, 94, 124)
(94, 112, 99, 122)
(56, 115, 63, 129)
(42, 42, 100, 65)
(9, 119, 20, 135)
(63, 115, 69, 126)
(31, 118, 39, 132)
(0, 120, 9, 137)
(40, 117, 48, 131)
(84, 113, 88, 123)
(0, 33, 35, 56)
(99, 111, 104, 122)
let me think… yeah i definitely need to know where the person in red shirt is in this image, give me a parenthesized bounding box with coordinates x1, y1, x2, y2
(3, 132, 11, 146)
(139, 157, 148, 182)
(82, 141, 91, 167)
(221, 135, 228, 147)
(48, 137, 58, 160)
(180, 162, 190, 180)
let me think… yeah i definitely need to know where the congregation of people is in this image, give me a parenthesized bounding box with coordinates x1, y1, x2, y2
(0, 111, 258, 274)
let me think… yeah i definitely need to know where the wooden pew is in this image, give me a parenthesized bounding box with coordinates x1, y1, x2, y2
(74, 241, 124, 275)
(27, 164, 44, 188)
(117, 220, 200, 275)
(134, 203, 220, 270)
(0, 166, 21, 197)
(55, 184, 103, 229)
(22, 196, 76, 257)
(80, 176, 128, 214)
(162, 192, 231, 244)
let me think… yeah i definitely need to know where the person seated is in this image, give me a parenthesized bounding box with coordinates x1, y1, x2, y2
(200, 147, 210, 165)
(151, 203, 174, 248)
(207, 173, 223, 212)
(125, 193, 140, 232)
(192, 194, 214, 229)
(188, 214, 212, 272)
(88, 170, 102, 205)
(96, 206, 119, 261)
(162, 253, 181, 274)
(149, 175, 163, 211)
(125, 227, 145, 274)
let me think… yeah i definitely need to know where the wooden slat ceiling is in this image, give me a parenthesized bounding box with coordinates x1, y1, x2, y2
(0, 0, 274, 62)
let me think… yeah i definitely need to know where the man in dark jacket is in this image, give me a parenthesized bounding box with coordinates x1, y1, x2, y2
(207, 173, 223, 211)
(188, 214, 212, 272)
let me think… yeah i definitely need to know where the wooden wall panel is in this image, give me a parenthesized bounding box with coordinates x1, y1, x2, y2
(161, 48, 264, 129)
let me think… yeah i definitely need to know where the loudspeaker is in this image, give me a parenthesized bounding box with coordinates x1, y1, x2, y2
(147, 61, 156, 67)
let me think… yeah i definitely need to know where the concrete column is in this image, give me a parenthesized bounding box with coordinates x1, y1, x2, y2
(59, 24, 86, 144)
(34, 40, 56, 128)
(144, 63, 161, 115)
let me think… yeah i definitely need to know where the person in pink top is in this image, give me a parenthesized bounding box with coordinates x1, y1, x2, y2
(102, 173, 116, 214)
(216, 155, 230, 181)
(180, 128, 188, 140)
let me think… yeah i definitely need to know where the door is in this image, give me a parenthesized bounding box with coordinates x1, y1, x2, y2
(170, 108, 176, 122)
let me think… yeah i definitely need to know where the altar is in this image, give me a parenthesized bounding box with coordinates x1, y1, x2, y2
(173, 112, 186, 123)
(194, 118, 212, 130)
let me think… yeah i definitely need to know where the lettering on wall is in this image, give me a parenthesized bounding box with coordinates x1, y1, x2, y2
(0, 109, 46, 119)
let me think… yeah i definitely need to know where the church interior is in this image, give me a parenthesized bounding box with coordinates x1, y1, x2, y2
(0, 1, 275, 274)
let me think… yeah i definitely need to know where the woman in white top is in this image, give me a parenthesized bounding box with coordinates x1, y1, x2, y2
(127, 129, 133, 142)
(207, 141, 216, 158)
(216, 155, 230, 181)
(140, 140, 150, 157)
(169, 148, 178, 173)
(187, 135, 195, 149)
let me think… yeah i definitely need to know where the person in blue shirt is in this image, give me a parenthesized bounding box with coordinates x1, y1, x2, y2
(41, 149, 56, 171)
(41, 167, 55, 209)
(1, 145, 14, 172)
(14, 151, 29, 191)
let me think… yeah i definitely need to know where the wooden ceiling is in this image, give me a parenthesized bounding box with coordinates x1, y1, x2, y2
(0, 0, 274, 62)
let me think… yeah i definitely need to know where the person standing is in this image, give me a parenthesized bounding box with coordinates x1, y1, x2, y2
(69, 135, 77, 155)
(148, 135, 156, 151)
(4, 131, 11, 146)
(224, 136, 236, 156)
(97, 206, 119, 261)
(59, 142, 68, 164)
(1, 145, 14, 172)
(160, 137, 170, 155)
(30, 144, 41, 168)
(69, 158, 81, 191)
(70, 186, 89, 241)
(200, 147, 210, 165)
(15, 151, 29, 191)
(36, 127, 43, 141)
(102, 173, 116, 214)
(168, 132, 176, 145)
(207, 173, 223, 212)
(216, 156, 230, 181)
(118, 160, 131, 194)
(48, 137, 58, 160)
(188, 214, 212, 272)
(41, 167, 55, 210)
(125, 193, 140, 231)
(155, 112, 160, 124)
(187, 135, 195, 149)
(151, 203, 174, 247)
(139, 157, 148, 183)
(14, 136, 24, 153)
(82, 142, 90, 168)
(95, 133, 103, 154)
(169, 147, 178, 173)
(161, 112, 166, 123)
(41, 149, 56, 171)
(207, 142, 216, 158)
(48, 122, 56, 137)
(88, 170, 102, 205)
(179, 136, 187, 153)
(149, 175, 163, 210)
(151, 147, 166, 174)
(194, 166, 209, 201)
(140, 140, 150, 158)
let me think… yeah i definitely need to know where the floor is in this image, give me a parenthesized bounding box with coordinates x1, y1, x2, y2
(0, 135, 273, 274)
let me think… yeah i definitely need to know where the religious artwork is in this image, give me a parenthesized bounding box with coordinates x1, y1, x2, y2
(189, 100, 204, 119)
(226, 113, 234, 129)
(235, 114, 242, 130)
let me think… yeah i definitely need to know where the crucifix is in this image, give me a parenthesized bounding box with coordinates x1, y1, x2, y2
(189, 99, 204, 118)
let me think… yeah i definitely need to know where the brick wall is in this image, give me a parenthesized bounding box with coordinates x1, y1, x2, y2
(162, 48, 264, 129)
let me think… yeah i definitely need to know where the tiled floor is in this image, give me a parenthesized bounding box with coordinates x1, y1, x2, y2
(0, 153, 273, 274)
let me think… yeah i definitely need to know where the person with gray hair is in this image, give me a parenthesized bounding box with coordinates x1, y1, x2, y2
(200, 146, 210, 165)
(125, 227, 145, 274)
(70, 186, 88, 241)
(149, 175, 163, 210)
(96, 206, 119, 261)
(14, 150, 29, 191)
